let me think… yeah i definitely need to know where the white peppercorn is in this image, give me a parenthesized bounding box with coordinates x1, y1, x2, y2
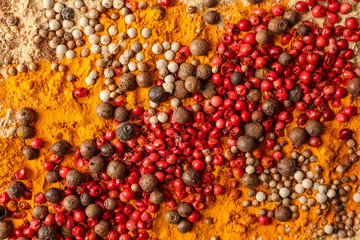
(353, 192, 360, 203)
(150, 116, 159, 125)
(316, 193, 328, 203)
(152, 43, 163, 54)
(299, 196, 307, 204)
(162, 41, 171, 50)
(324, 225, 333, 234)
(56, 45, 67, 55)
(89, 34, 100, 45)
(171, 42, 180, 52)
(135, 53, 144, 61)
(156, 59, 168, 70)
(158, 113, 168, 123)
(108, 43, 120, 55)
(49, 19, 61, 31)
(43, 0, 55, 9)
(85, 77, 95, 86)
(170, 98, 180, 107)
(164, 75, 175, 83)
(245, 165, 255, 174)
(141, 28, 152, 38)
(102, 0, 113, 8)
(79, 17, 89, 27)
(255, 192, 266, 202)
(108, 25, 118, 36)
(99, 90, 111, 102)
(165, 50, 175, 60)
(90, 45, 101, 54)
(104, 69, 114, 78)
(113, 0, 124, 9)
(100, 35, 111, 45)
(149, 101, 159, 108)
(167, 62, 179, 73)
(128, 62, 137, 72)
(124, 14, 135, 24)
(62, 20, 74, 29)
(72, 29, 83, 39)
(127, 28, 137, 38)
(119, 55, 129, 65)
(302, 179, 313, 189)
(121, 7, 130, 15)
(163, 83, 174, 93)
(66, 50, 76, 59)
(279, 187, 290, 198)
(295, 183, 305, 194)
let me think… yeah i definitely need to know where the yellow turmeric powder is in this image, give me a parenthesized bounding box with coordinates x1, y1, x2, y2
(1, 0, 360, 239)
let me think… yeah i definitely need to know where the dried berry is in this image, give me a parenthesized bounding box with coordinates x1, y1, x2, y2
(151, 5, 166, 21)
(288, 127, 308, 148)
(177, 219, 192, 233)
(61, 226, 73, 238)
(52, 140, 70, 157)
(79, 139, 97, 159)
(139, 173, 157, 192)
(246, 89, 262, 102)
(278, 52, 292, 65)
(243, 122, 264, 140)
(95, 220, 111, 238)
(256, 30, 271, 45)
(268, 18, 289, 34)
(241, 173, 259, 189)
(247, 0, 261, 3)
(86, 203, 101, 219)
(96, 102, 115, 120)
(0, 207, 7, 221)
(283, 10, 298, 25)
(178, 63, 196, 81)
(104, 198, 117, 210)
(15, 107, 35, 125)
(203, 0, 218, 8)
(201, 82, 217, 98)
(165, 210, 181, 224)
(44, 188, 63, 203)
(298, 24, 310, 36)
(277, 158, 296, 177)
(196, 64, 212, 81)
(116, 122, 136, 141)
(106, 160, 126, 179)
(173, 106, 190, 124)
(275, 206, 292, 222)
(347, 78, 360, 96)
(114, 107, 130, 123)
(38, 225, 56, 240)
(148, 85, 167, 103)
(32, 205, 48, 220)
(63, 195, 80, 211)
(203, 10, 220, 25)
(149, 190, 165, 205)
(178, 202, 193, 217)
(88, 156, 106, 174)
(288, 84, 303, 103)
(190, 39, 209, 56)
(173, 80, 190, 99)
(80, 193, 94, 206)
(262, 98, 280, 116)
(255, 68, 270, 80)
(66, 169, 83, 187)
(230, 72, 245, 85)
(185, 76, 202, 93)
(46, 171, 60, 183)
(61, 7, 75, 20)
(7, 181, 25, 198)
(101, 143, 115, 157)
(22, 145, 39, 160)
(182, 169, 200, 186)
(16, 125, 35, 139)
(237, 135, 256, 153)
(136, 71, 152, 88)
(119, 73, 137, 92)
(305, 120, 323, 137)
(251, 110, 266, 123)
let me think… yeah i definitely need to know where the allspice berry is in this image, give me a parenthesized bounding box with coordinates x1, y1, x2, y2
(86, 203, 101, 219)
(277, 158, 296, 177)
(104, 198, 117, 210)
(268, 18, 290, 34)
(185, 76, 202, 93)
(173, 107, 190, 124)
(66, 169, 83, 187)
(288, 84, 303, 103)
(89, 156, 106, 174)
(237, 135, 256, 153)
(79, 139, 97, 159)
(246, 88, 262, 102)
(278, 52, 292, 65)
(139, 173, 158, 192)
(44, 188, 63, 203)
(149, 190, 165, 205)
(203, 0, 218, 8)
(0, 207, 7, 221)
(251, 110, 266, 123)
(177, 219, 192, 233)
(262, 98, 280, 116)
(136, 71, 152, 88)
(52, 140, 71, 157)
(16, 126, 35, 139)
(165, 210, 181, 224)
(305, 120, 323, 137)
(201, 82, 217, 99)
(101, 143, 115, 157)
(283, 10, 299, 26)
(173, 80, 190, 99)
(230, 72, 244, 86)
(32, 205, 48, 219)
(0, 220, 13, 239)
(38, 225, 56, 240)
(256, 30, 271, 45)
(178, 202, 193, 217)
(275, 206, 292, 222)
(347, 78, 360, 96)
(244, 122, 264, 140)
(46, 171, 61, 183)
(116, 122, 136, 141)
(7, 181, 25, 198)
(178, 63, 196, 81)
(106, 160, 126, 179)
(247, 0, 261, 3)
(114, 107, 130, 123)
(203, 10, 220, 25)
(118, 73, 136, 92)
(148, 85, 167, 103)
(241, 173, 259, 189)
(196, 64, 212, 81)
(63, 195, 81, 211)
(94, 220, 111, 238)
(96, 102, 115, 120)
(298, 24, 310, 36)
(255, 68, 270, 80)
(15, 107, 35, 125)
(189, 39, 209, 56)
(22, 145, 39, 160)
(182, 169, 200, 186)
(80, 193, 93, 206)
(288, 127, 308, 148)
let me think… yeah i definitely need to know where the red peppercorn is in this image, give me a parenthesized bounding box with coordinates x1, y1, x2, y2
(344, 106, 356, 117)
(43, 161, 54, 171)
(258, 216, 270, 225)
(15, 168, 26, 180)
(312, 5, 326, 18)
(187, 210, 200, 223)
(30, 138, 42, 149)
(336, 113, 347, 122)
(346, 17, 359, 30)
(74, 87, 88, 98)
(160, 0, 172, 7)
(340, 3, 352, 14)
